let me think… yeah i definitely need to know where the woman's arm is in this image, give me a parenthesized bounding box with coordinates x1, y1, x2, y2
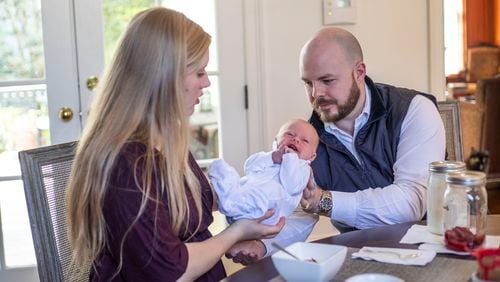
(178, 210, 285, 281)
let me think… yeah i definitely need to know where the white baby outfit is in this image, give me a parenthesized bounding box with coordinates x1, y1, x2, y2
(208, 151, 310, 225)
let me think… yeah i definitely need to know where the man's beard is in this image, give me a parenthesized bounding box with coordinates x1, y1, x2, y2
(312, 75, 360, 123)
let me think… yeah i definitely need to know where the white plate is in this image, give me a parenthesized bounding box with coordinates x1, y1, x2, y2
(346, 273, 404, 282)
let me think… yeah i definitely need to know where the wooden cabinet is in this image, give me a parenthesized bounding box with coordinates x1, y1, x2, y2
(463, 0, 500, 64)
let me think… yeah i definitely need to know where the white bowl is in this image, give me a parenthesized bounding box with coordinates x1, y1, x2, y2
(346, 273, 404, 282)
(271, 242, 347, 281)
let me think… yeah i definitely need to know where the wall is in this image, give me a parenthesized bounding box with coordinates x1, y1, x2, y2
(245, 0, 439, 152)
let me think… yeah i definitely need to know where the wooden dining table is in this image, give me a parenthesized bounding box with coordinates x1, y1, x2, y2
(223, 215, 500, 282)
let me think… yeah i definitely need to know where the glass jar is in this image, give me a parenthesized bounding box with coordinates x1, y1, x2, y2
(427, 161, 466, 234)
(443, 171, 488, 251)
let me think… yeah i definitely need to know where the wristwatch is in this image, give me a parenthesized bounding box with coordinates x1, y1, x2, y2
(318, 190, 333, 217)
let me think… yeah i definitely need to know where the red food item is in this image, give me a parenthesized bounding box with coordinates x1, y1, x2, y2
(444, 226, 486, 252)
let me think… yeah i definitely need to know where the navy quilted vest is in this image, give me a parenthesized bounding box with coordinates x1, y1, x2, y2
(309, 76, 436, 192)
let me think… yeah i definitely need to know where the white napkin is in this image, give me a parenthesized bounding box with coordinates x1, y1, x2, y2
(400, 224, 443, 244)
(352, 247, 436, 266)
(400, 224, 500, 255)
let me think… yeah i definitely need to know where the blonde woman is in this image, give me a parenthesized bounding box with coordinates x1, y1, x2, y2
(67, 7, 284, 281)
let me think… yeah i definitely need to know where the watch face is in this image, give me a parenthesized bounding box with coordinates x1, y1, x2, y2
(320, 196, 333, 211)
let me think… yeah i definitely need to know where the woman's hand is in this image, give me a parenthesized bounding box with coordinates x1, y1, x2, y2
(229, 209, 285, 241)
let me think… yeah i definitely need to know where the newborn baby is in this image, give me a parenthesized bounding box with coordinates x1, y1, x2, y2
(208, 118, 319, 224)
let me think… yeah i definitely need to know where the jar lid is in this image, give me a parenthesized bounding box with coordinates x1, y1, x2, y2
(446, 171, 486, 185)
(429, 161, 466, 172)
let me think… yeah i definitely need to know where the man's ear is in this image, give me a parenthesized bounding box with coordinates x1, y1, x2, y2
(353, 61, 366, 83)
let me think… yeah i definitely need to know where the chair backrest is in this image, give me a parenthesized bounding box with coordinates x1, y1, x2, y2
(466, 46, 500, 82)
(437, 100, 464, 161)
(478, 76, 500, 178)
(19, 141, 89, 282)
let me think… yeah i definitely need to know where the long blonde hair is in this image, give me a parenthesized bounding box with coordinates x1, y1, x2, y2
(67, 6, 211, 271)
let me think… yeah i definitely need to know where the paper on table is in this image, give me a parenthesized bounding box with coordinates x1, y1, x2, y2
(400, 224, 444, 244)
(400, 224, 500, 255)
(352, 247, 436, 266)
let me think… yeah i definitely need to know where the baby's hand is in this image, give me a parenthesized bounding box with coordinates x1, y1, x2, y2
(272, 143, 287, 164)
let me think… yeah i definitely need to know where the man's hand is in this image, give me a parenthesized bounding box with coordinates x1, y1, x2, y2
(225, 240, 266, 265)
(300, 169, 323, 213)
(223, 210, 283, 265)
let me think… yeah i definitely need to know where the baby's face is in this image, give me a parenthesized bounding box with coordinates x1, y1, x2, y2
(276, 120, 319, 161)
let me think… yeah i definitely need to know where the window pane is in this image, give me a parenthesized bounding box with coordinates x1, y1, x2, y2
(189, 76, 219, 160)
(0, 180, 36, 267)
(0, 85, 50, 168)
(160, 0, 218, 71)
(101, 1, 221, 163)
(444, 0, 464, 75)
(161, 1, 219, 161)
(102, 0, 218, 72)
(0, 0, 45, 81)
(0, 84, 47, 268)
(102, 0, 156, 66)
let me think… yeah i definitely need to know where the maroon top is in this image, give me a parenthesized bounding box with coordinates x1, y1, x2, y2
(90, 143, 226, 281)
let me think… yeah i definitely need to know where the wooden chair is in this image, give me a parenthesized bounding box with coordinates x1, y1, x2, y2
(437, 100, 463, 161)
(18, 141, 89, 282)
(459, 75, 500, 181)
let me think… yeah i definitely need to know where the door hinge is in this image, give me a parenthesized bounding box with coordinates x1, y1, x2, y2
(244, 85, 249, 110)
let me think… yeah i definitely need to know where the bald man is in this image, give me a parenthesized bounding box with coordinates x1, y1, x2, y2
(227, 27, 445, 264)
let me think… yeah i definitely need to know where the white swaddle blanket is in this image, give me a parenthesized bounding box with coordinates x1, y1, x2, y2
(208, 151, 310, 225)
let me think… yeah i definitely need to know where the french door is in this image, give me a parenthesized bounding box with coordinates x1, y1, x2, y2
(0, 1, 247, 281)
(0, 0, 80, 280)
(74, 0, 249, 169)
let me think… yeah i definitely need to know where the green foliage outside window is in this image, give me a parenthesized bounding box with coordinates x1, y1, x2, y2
(102, 0, 156, 66)
(0, 0, 44, 81)
(0, 0, 157, 154)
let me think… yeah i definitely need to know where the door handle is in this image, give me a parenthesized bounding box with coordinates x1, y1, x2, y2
(86, 76, 99, 90)
(58, 107, 74, 122)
